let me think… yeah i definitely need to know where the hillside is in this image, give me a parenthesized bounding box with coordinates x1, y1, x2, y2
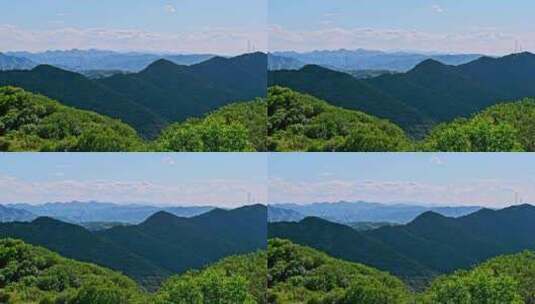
(0, 217, 169, 288)
(0, 205, 267, 291)
(268, 238, 412, 303)
(98, 205, 267, 276)
(270, 52, 535, 139)
(421, 98, 535, 151)
(268, 239, 535, 303)
(268, 86, 412, 151)
(268, 217, 435, 285)
(0, 238, 266, 303)
(269, 66, 430, 135)
(0, 53, 267, 138)
(0, 87, 145, 152)
(269, 204, 535, 289)
(0, 238, 148, 304)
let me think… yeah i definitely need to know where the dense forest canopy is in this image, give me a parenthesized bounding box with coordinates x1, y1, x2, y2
(268, 86, 412, 152)
(268, 239, 535, 304)
(0, 238, 266, 304)
(0, 87, 266, 152)
(268, 87, 535, 152)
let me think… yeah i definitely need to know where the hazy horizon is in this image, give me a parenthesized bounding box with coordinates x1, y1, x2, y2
(0, 0, 267, 55)
(269, 0, 535, 55)
(268, 153, 535, 207)
(0, 153, 268, 207)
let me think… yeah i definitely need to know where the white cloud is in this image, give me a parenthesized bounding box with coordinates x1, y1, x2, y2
(431, 4, 444, 13)
(268, 177, 534, 207)
(0, 174, 267, 207)
(0, 24, 266, 54)
(164, 4, 177, 14)
(162, 156, 176, 166)
(268, 24, 535, 55)
(430, 155, 444, 166)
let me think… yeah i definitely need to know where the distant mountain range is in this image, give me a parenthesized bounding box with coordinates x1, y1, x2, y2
(0, 205, 36, 222)
(269, 52, 535, 137)
(269, 204, 535, 287)
(5, 201, 215, 224)
(0, 52, 267, 138)
(269, 201, 481, 224)
(0, 204, 266, 289)
(0, 53, 37, 70)
(270, 49, 483, 72)
(4, 49, 215, 72)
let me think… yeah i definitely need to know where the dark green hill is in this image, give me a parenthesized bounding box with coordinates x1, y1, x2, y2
(0, 238, 148, 304)
(0, 86, 145, 151)
(0, 205, 267, 291)
(269, 65, 429, 135)
(0, 65, 164, 137)
(268, 87, 412, 151)
(0, 53, 267, 139)
(270, 204, 535, 289)
(0, 218, 167, 288)
(367, 59, 504, 123)
(268, 217, 435, 284)
(270, 52, 535, 140)
(98, 205, 267, 276)
(268, 238, 412, 304)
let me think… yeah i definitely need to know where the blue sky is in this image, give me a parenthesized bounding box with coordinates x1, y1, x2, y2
(269, 153, 535, 207)
(0, 153, 268, 206)
(269, 0, 535, 54)
(0, 0, 267, 54)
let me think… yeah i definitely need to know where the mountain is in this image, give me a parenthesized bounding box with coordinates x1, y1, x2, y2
(0, 53, 37, 70)
(271, 201, 481, 224)
(0, 52, 266, 138)
(268, 238, 413, 303)
(98, 204, 267, 275)
(270, 52, 535, 138)
(7, 49, 214, 72)
(270, 204, 535, 288)
(0, 86, 145, 152)
(9, 201, 214, 224)
(0, 66, 165, 137)
(268, 217, 435, 284)
(0, 205, 36, 222)
(272, 49, 483, 71)
(269, 65, 431, 135)
(0, 205, 266, 290)
(1, 238, 265, 303)
(267, 205, 305, 222)
(0, 217, 168, 287)
(267, 54, 305, 70)
(98, 52, 267, 132)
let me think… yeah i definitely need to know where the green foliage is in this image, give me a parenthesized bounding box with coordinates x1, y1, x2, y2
(0, 86, 145, 151)
(0, 86, 267, 152)
(155, 251, 266, 304)
(419, 251, 535, 304)
(268, 87, 412, 152)
(155, 100, 266, 152)
(268, 238, 411, 304)
(0, 238, 147, 304)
